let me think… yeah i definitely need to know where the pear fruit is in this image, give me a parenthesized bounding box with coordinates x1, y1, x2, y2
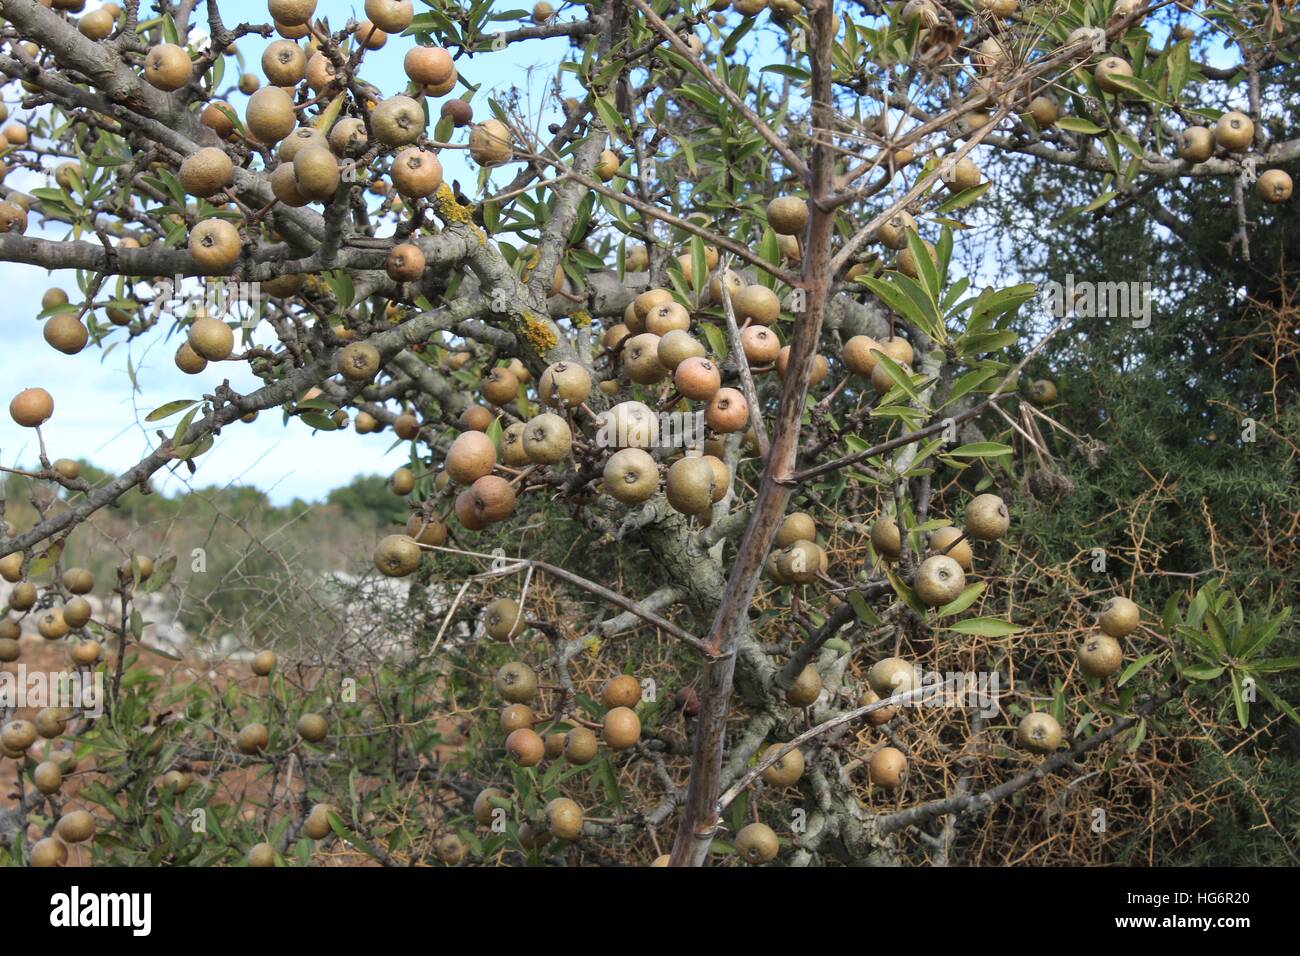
(760, 743, 805, 787)
(1017, 713, 1062, 754)
(964, 493, 1009, 541)
(735, 822, 779, 864)
(1098, 596, 1139, 637)
(914, 554, 965, 607)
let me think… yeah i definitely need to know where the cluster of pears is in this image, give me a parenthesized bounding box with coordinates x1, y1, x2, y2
(233, 650, 331, 761)
(2, 698, 91, 866)
(459, 610, 661, 857)
(369, 276, 779, 580)
(869, 493, 1010, 607)
(1012, 597, 1141, 756)
(0, 542, 156, 670)
(495, 654, 644, 768)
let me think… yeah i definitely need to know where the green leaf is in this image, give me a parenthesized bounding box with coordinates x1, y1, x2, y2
(701, 322, 728, 359)
(945, 616, 1021, 637)
(936, 581, 984, 618)
(1116, 653, 1157, 687)
(847, 590, 882, 626)
(948, 442, 1012, 458)
(1230, 670, 1249, 729)
(1056, 116, 1105, 135)
(145, 399, 198, 422)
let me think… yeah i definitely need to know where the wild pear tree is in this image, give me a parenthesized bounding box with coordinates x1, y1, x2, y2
(0, 0, 1296, 867)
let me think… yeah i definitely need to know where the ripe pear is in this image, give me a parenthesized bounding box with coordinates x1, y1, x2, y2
(1099, 596, 1139, 637)
(522, 413, 572, 465)
(391, 147, 443, 198)
(169, 342, 209, 374)
(246, 86, 297, 144)
(623, 332, 667, 384)
(236, 723, 269, 755)
(741, 325, 781, 365)
(1177, 126, 1213, 163)
(657, 329, 706, 370)
(1017, 712, 1062, 754)
(914, 554, 965, 607)
(928, 526, 972, 571)
(251, 650, 277, 676)
(602, 706, 641, 749)
(776, 512, 816, 548)
(505, 727, 544, 766)
(760, 743, 805, 787)
(247, 843, 276, 867)
(538, 361, 591, 407)
(296, 712, 328, 742)
(436, 833, 466, 864)
(143, 43, 192, 91)
(188, 316, 235, 360)
(293, 145, 341, 201)
(564, 726, 598, 764)
(732, 284, 781, 325)
(364, 0, 414, 32)
(57, 809, 96, 844)
(469, 119, 512, 165)
(261, 39, 307, 85)
(473, 787, 506, 826)
(1094, 56, 1132, 94)
(1257, 169, 1292, 203)
(546, 797, 584, 840)
(304, 803, 334, 840)
(179, 147, 233, 198)
(501, 704, 534, 733)
(785, 665, 822, 707)
(338, 341, 380, 381)
(767, 196, 808, 235)
(188, 218, 242, 272)
(446, 430, 497, 483)
(374, 534, 422, 577)
(1078, 633, 1123, 678)
(869, 515, 902, 558)
(665, 455, 714, 515)
(858, 687, 897, 725)
(868, 657, 916, 697)
(43, 313, 88, 355)
(868, 747, 907, 789)
(483, 597, 524, 641)
(675, 357, 721, 401)
(1214, 111, 1254, 151)
(603, 448, 659, 504)
(735, 822, 779, 864)
(495, 661, 537, 703)
(602, 674, 642, 709)
(964, 493, 1009, 541)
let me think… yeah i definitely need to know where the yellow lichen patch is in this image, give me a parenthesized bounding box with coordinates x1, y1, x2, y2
(569, 309, 592, 328)
(433, 182, 475, 225)
(518, 309, 558, 354)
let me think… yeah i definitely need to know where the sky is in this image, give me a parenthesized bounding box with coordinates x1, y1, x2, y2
(0, 3, 1223, 505)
